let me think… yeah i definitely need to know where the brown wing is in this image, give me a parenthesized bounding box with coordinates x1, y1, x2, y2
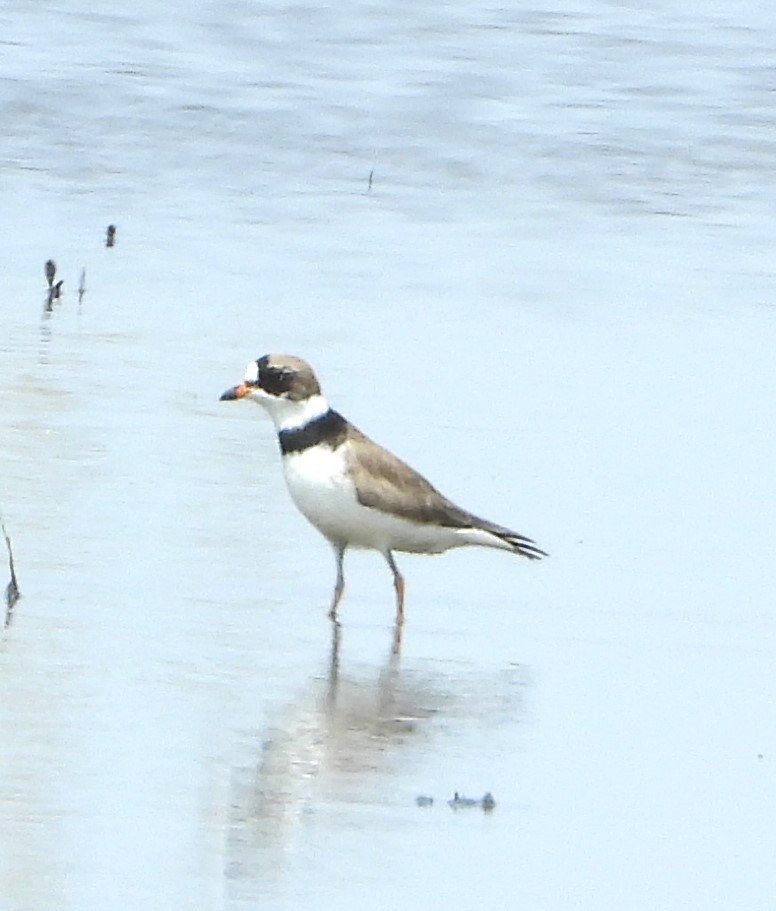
(346, 425, 547, 559)
(346, 426, 477, 527)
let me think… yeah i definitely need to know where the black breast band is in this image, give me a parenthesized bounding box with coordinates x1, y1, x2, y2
(278, 410, 349, 454)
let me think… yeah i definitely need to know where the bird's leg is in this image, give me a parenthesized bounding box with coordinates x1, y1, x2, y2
(328, 545, 346, 621)
(327, 619, 342, 695)
(384, 551, 405, 624)
(390, 618, 403, 655)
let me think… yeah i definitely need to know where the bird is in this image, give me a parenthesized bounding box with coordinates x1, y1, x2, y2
(220, 355, 545, 623)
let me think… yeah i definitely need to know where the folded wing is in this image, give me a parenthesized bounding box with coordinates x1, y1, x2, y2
(346, 427, 546, 560)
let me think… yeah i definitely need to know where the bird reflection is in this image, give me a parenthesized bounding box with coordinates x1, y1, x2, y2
(326, 616, 403, 698)
(225, 619, 448, 893)
(323, 618, 406, 729)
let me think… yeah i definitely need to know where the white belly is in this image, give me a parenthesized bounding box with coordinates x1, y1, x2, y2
(281, 446, 463, 554)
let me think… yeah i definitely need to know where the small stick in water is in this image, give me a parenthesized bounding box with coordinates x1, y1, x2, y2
(45, 280, 63, 310)
(78, 268, 87, 304)
(106, 224, 116, 248)
(368, 169, 374, 192)
(2, 519, 20, 624)
(47, 280, 64, 308)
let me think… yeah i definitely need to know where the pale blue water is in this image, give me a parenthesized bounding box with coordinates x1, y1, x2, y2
(1, 2, 775, 909)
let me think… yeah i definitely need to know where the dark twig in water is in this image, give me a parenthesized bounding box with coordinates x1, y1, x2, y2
(78, 268, 87, 304)
(46, 280, 64, 310)
(368, 169, 374, 192)
(106, 224, 116, 248)
(2, 519, 20, 625)
(45, 259, 56, 288)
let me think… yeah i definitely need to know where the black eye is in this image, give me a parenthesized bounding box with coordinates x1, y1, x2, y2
(260, 366, 294, 396)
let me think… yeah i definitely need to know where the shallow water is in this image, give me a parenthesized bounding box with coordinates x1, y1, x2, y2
(1, 2, 775, 909)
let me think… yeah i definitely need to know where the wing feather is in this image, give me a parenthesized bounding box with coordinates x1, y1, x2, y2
(347, 427, 474, 527)
(345, 426, 546, 559)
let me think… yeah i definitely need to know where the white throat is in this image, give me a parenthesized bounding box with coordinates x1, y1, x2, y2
(253, 391, 330, 431)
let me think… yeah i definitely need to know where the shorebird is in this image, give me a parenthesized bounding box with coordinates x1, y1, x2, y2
(220, 355, 545, 622)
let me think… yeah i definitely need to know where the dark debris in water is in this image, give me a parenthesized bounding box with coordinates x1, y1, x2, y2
(2, 520, 20, 627)
(43, 259, 64, 312)
(448, 791, 496, 812)
(49, 280, 63, 302)
(415, 792, 496, 812)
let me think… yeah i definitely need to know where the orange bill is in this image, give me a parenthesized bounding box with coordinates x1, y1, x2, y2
(219, 383, 250, 401)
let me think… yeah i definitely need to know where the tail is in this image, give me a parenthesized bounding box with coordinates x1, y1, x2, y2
(496, 530, 547, 561)
(456, 516, 547, 560)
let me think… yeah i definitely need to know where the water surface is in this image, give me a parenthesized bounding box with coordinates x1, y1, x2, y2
(1, 2, 775, 909)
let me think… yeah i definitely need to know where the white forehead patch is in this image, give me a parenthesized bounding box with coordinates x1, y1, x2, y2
(243, 360, 259, 384)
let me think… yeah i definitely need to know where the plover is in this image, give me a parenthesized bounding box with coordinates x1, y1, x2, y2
(220, 355, 545, 622)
